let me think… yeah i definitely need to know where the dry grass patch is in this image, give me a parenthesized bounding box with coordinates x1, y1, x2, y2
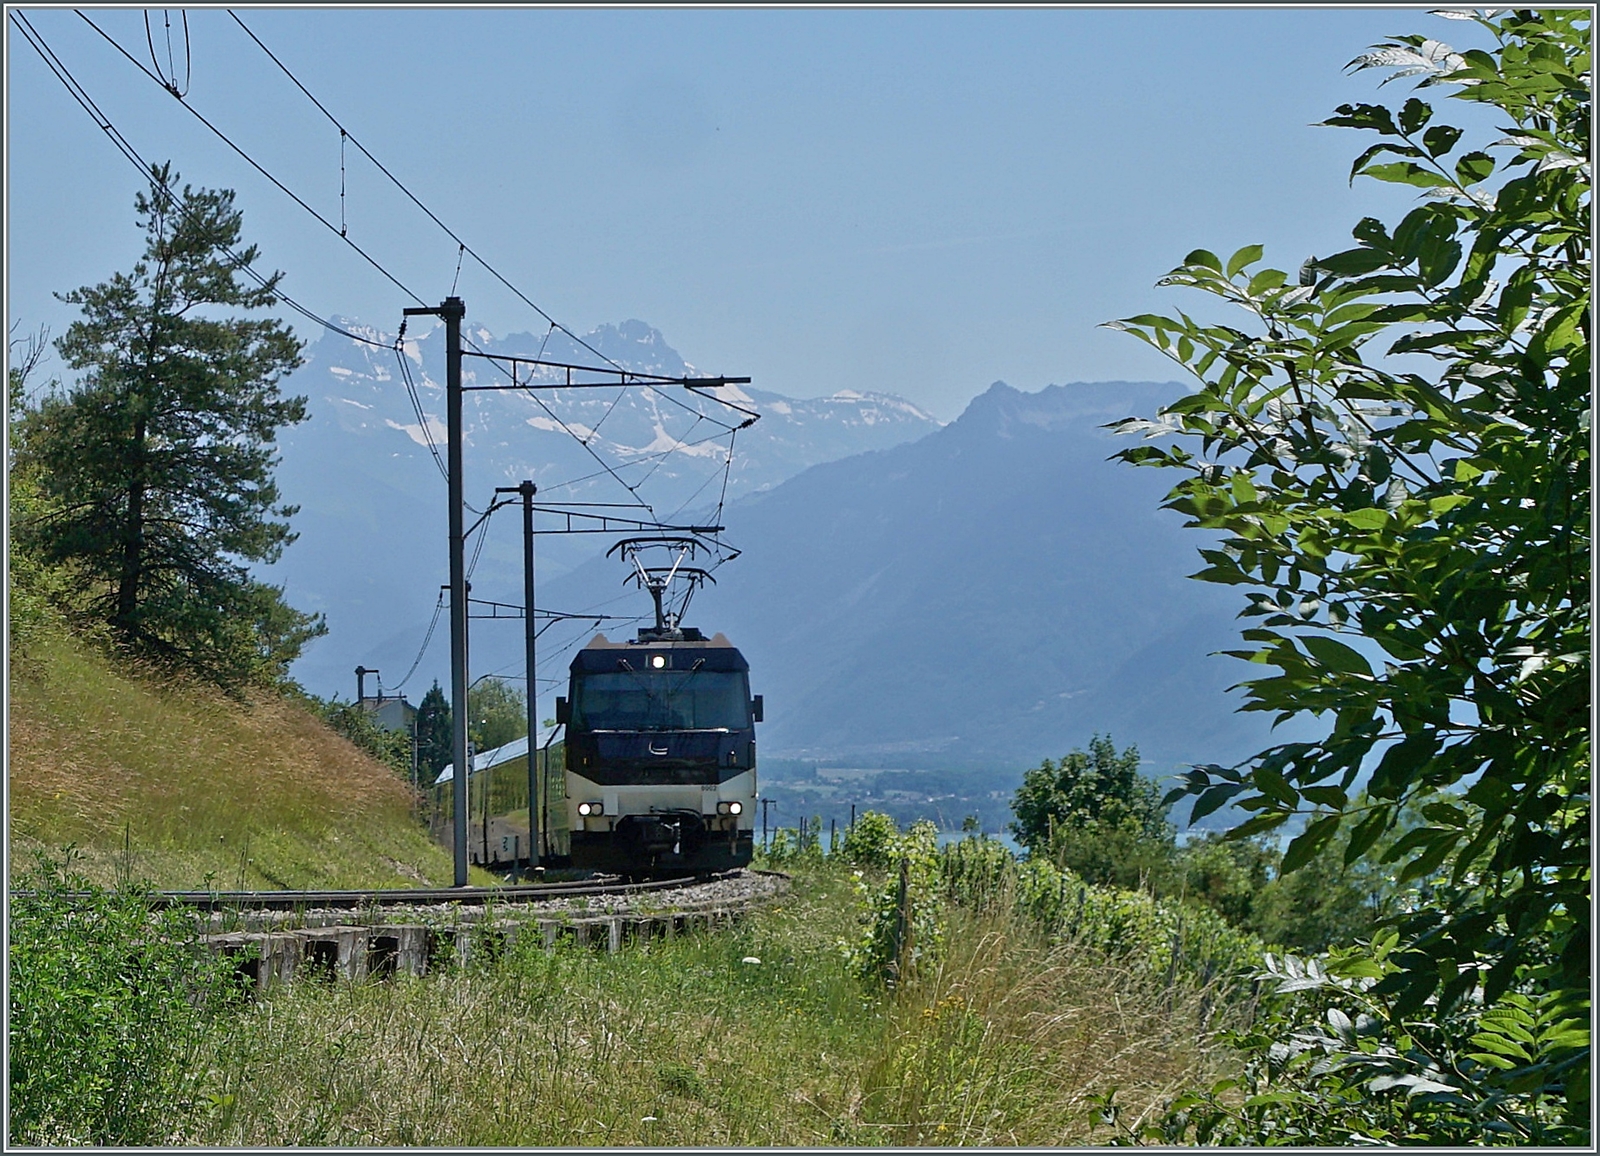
(856, 904, 1232, 1145)
(9, 627, 457, 889)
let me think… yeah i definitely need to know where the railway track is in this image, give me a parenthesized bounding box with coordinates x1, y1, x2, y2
(135, 869, 789, 992)
(145, 871, 715, 911)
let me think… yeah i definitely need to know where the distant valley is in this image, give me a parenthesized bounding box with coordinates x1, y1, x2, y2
(262, 319, 941, 700)
(264, 320, 1315, 817)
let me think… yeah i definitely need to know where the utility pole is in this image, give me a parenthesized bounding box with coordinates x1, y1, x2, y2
(496, 479, 539, 878)
(405, 296, 469, 886)
(761, 796, 774, 852)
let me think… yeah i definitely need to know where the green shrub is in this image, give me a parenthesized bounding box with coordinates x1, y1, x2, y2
(1173, 829, 1392, 953)
(939, 835, 1265, 992)
(839, 817, 944, 987)
(8, 851, 234, 1144)
(1107, 936, 1589, 1146)
(838, 809, 899, 868)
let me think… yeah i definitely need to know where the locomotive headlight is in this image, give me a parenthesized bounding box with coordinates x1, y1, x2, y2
(578, 800, 604, 817)
(717, 800, 743, 816)
(650, 654, 666, 669)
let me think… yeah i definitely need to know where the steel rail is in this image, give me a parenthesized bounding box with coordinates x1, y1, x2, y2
(16, 873, 734, 913)
(151, 875, 710, 911)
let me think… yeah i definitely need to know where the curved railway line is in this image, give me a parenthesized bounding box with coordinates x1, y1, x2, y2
(129, 869, 789, 993)
(148, 872, 715, 911)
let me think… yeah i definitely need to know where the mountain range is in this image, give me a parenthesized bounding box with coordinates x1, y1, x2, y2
(536, 378, 1319, 781)
(262, 319, 941, 700)
(264, 319, 1314, 791)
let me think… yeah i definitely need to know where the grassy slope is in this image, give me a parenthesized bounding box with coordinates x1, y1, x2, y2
(8, 624, 476, 890)
(194, 859, 1226, 1146)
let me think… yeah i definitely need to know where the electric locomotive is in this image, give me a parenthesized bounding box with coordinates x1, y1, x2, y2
(428, 535, 759, 877)
(556, 536, 759, 874)
(557, 621, 760, 874)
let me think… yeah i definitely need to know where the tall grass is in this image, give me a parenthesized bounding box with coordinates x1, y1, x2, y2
(186, 860, 1231, 1146)
(858, 907, 1229, 1144)
(9, 622, 461, 889)
(9, 853, 236, 1146)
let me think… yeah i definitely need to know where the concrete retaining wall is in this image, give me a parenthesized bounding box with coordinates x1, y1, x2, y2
(204, 907, 744, 992)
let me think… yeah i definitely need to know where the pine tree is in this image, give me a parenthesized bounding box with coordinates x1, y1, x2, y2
(415, 681, 453, 782)
(15, 163, 322, 688)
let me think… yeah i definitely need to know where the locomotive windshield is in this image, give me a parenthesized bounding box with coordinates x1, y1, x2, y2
(571, 668, 750, 731)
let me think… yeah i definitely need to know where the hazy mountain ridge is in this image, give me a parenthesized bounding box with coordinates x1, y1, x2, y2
(263, 319, 942, 699)
(539, 379, 1318, 779)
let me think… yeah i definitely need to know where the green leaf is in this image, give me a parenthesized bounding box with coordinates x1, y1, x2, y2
(1359, 162, 1453, 189)
(1226, 811, 1290, 840)
(1369, 732, 1439, 800)
(1281, 815, 1341, 874)
(1397, 828, 1461, 883)
(1313, 248, 1392, 278)
(1252, 763, 1298, 806)
(1226, 244, 1265, 278)
(1342, 507, 1388, 531)
(1421, 123, 1462, 158)
(1188, 782, 1245, 823)
(1185, 249, 1223, 273)
(1465, 1051, 1519, 1070)
(1349, 141, 1426, 184)
(1421, 801, 1469, 828)
(1320, 102, 1398, 135)
(1417, 237, 1463, 288)
(1344, 807, 1392, 866)
(1247, 268, 1287, 295)
(1397, 97, 1432, 135)
(1302, 635, 1374, 677)
(1301, 785, 1348, 808)
(1455, 150, 1494, 185)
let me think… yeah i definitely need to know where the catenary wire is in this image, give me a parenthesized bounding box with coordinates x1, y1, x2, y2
(224, 9, 628, 374)
(629, 413, 706, 494)
(394, 335, 449, 483)
(13, 13, 400, 355)
(14, 13, 527, 542)
(537, 423, 742, 496)
(390, 589, 446, 691)
(77, 9, 429, 308)
(144, 9, 189, 97)
(46, 10, 749, 536)
(77, 10, 709, 518)
(23, 8, 480, 527)
(23, 11, 746, 716)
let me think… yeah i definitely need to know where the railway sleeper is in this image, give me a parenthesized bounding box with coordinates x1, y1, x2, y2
(204, 931, 299, 996)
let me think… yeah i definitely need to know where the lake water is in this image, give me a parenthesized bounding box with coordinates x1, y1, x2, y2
(936, 829, 1022, 854)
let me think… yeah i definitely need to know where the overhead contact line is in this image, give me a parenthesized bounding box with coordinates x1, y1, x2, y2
(10, 11, 392, 354)
(223, 9, 629, 375)
(76, 8, 429, 311)
(54, 11, 758, 524)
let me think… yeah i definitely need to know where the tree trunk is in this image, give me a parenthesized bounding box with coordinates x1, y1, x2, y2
(115, 414, 146, 637)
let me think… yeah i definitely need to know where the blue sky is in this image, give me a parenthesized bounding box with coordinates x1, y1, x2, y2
(7, 6, 1497, 421)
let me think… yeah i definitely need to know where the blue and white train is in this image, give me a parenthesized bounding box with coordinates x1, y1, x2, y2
(557, 625, 759, 874)
(431, 622, 761, 877)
